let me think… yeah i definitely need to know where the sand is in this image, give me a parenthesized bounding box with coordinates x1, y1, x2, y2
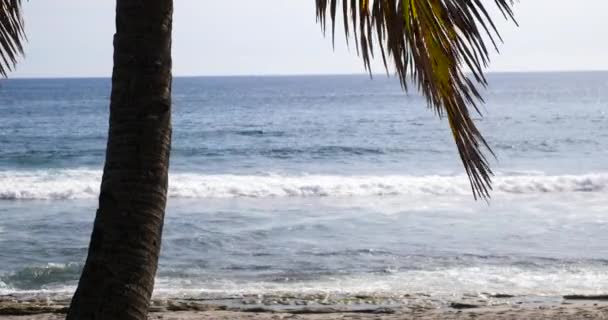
(2, 294, 608, 320)
(1, 305, 608, 320)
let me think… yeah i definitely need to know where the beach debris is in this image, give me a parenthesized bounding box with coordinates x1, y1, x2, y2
(449, 302, 480, 309)
(563, 294, 608, 301)
(488, 293, 516, 298)
(0, 302, 68, 316)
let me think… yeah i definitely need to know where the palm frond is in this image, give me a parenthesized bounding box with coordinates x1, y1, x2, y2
(0, 0, 25, 77)
(316, 0, 516, 199)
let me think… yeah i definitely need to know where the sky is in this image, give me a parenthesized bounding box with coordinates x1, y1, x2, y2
(10, 1, 608, 78)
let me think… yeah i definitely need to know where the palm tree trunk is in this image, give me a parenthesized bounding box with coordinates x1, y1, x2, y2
(67, 1, 173, 319)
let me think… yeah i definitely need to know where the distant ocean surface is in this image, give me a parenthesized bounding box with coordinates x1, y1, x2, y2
(1, 73, 607, 299)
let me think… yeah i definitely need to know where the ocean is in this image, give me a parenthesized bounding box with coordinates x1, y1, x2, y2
(0, 73, 607, 302)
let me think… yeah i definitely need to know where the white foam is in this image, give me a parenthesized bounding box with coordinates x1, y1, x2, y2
(0, 169, 100, 200)
(1, 169, 607, 200)
(150, 266, 608, 297)
(2, 265, 606, 297)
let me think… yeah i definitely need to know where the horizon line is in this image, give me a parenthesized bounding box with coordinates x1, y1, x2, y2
(5, 69, 608, 81)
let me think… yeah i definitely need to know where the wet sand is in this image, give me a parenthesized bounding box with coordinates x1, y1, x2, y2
(2, 305, 608, 320)
(2, 294, 608, 319)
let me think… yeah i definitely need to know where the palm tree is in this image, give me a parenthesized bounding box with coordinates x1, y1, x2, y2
(1, 0, 515, 319)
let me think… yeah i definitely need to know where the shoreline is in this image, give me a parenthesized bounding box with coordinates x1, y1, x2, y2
(2, 293, 608, 319)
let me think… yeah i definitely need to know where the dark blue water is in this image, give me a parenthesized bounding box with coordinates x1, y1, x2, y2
(1, 73, 607, 298)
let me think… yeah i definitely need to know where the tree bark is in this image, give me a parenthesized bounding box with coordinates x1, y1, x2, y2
(67, 1, 173, 319)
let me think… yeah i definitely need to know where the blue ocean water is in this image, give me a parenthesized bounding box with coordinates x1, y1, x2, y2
(0, 73, 607, 298)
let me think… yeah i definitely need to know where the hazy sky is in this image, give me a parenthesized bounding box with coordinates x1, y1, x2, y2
(10, 1, 608, 78)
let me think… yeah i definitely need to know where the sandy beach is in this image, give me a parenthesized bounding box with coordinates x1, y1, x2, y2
(1, 303, 607, 319)
(2, 294, 608, 320)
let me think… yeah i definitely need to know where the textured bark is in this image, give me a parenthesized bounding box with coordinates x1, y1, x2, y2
(66, 1, 173, 319)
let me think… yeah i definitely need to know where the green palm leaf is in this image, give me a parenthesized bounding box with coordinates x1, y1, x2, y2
(0, 0, 25, 77)
(316, 0, 516, 199)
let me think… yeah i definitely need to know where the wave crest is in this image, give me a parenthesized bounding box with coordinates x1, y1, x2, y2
(0, 263, 81, 290)
(0, 170, 606, 200)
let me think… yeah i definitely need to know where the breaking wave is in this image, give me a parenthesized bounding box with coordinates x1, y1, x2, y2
(0, 169, 606, 200)
(3, 262, 608, 297)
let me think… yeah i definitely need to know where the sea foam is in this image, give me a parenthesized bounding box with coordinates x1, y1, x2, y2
(2, 264, 607, 297)
(0, 169, 606, 200)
